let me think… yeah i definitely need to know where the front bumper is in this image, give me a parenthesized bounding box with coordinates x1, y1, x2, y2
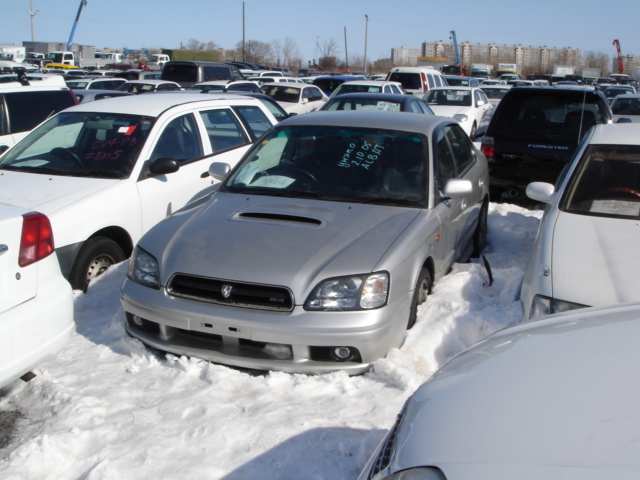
(121, 278, 411, 375)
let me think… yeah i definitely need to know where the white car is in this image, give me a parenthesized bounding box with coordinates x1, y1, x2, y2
(423, 86, 493, 138)
(520, 123, 640, 320)
(65, 77, 127, 91)
(0, 204, 74, 389)
(329, 81, 405, 98)
(611, 93, 640, 122)
(261, 83, 327, 115)
(0, 93, 279, 291)
(358, 301, 640, 480)
(479, 84, 511, 109)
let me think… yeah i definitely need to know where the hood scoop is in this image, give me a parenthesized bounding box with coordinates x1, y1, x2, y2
(232, 208, 325, 228)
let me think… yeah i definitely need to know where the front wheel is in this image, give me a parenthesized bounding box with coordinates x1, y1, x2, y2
(408, 268, 432, 329)
(69, 237, 126, 291)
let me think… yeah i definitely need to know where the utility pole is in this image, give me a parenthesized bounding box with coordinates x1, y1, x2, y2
(27, 0, 39, 42)
(344, 26, 349, 71)
(364, 14, 369, 75)
(242, 1, 245, 62)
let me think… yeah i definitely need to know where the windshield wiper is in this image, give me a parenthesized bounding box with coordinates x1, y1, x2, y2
(0, 164, 63, 175)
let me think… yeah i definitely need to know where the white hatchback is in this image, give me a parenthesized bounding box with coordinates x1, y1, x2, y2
(423, 86, 493, 139)
(0, 204, 73, 389)
(521, 123, 640, 319)
(261, 83, 327, 115)
(0, 93, 279, 291)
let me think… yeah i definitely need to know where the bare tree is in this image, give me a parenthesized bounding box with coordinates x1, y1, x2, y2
(271, 39, 283, 67)
(205, 41, 218, 51)
(582, 50, 610, 75)
(236, 40, 272, 65)
(349, 53, 364, 71)
(282, 37, 302, 68)
(186, 38, 204, 51)
(316, 38, 341, 70)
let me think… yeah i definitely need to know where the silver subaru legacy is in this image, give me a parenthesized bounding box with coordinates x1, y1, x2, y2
(121, 111, 489, 375)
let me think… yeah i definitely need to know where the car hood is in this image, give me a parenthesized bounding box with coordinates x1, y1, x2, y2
(387, 302, 640, 478)
(144, 193, 422, 300)
(428, 105, 471, 117)
(0, 170, 117, 214)
(551, 212, 640, 307)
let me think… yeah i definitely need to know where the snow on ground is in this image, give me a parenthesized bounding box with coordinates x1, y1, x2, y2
(0, 203, 542, 480)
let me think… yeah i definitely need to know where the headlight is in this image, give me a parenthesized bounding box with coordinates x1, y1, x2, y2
(530, 294, 588, 319)
(453, 114, 469, 122)
(304, 272, 388, 311)
(127, 246, 160, 289)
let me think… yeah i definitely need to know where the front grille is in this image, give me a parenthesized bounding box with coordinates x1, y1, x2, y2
(368, 403, 408, 479)
(168, 274, 294, 312)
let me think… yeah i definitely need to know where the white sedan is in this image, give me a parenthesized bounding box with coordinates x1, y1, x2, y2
(423, 86, 493, 138)
(358, 301, 640, 480)
(0, 93, 279, 291)
(260, 83, 327, 115)
(521, 123, 640, 320)
(0, 204, 74, 389)
(611, 93, 640, 122)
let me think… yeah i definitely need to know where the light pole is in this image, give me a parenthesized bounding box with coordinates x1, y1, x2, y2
(28, 0, 39, 42)
(364, 14, 369, 76)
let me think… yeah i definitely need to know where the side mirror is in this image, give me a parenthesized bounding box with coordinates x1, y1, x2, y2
(149, 157, 179, 176)
(616, 117, 633, 123)
(477, 100, 485, 106)
(442, 179, 473, 199)
(526, 182, 555, 203)
(209, 162, 230, 181)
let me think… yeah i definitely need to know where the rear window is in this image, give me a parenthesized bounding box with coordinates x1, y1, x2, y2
(491, 90, 606, 138)
(162, 64, 198, 83)
(5, 90, 77, 134)
(389, 72, 422, 91)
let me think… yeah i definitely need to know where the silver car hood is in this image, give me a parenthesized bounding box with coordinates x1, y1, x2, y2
(552, 211, 640, 307)
(148, 193, 422, 300)
(386, 302, 640, 478)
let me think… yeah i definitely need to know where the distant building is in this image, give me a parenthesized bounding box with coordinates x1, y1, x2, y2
(391, 46, 420, 66)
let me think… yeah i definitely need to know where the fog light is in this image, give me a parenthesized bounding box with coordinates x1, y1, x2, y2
(132, 315, 144, 326)
(333, 347, 352, 361)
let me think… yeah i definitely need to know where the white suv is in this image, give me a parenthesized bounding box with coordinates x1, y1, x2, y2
(387, 66, 448, 96)
(0, 74, 78, 154)
(0, 93, 279, 290)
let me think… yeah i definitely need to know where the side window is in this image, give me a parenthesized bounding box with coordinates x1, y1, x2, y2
(436, 129, 457, 191)
(473, 90, 482, 106)
(199, 108, 248, 153)
(5, 91, 76, 134)
(0, 95, 7, 135)
(390, 84, 401, 94)
(409, 100, 422, 113)
(233, 105, 272, 139)
(445, 124, 474, 175)
(427, 74, 436, 89)
(150, 113, 203, 164)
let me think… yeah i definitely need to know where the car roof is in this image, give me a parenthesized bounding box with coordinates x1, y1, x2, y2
(326, 92, 411, 101)
(589, 123, 640, 144)
(60, 92, 263, 117)
(123, 79, 179, 85)
(280, 110, 449, 133)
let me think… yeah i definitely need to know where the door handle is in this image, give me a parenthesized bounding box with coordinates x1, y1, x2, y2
(0, 244, 8, 256)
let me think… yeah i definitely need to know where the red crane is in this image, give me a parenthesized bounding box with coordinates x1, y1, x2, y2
(613, 39, 624, 74)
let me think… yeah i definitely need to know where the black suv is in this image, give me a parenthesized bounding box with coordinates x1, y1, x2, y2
(161, 61, 244, 88)
(481, 86, 612, 200)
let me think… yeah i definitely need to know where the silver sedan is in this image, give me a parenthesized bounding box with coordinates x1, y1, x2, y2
(121, 111, 490, 375)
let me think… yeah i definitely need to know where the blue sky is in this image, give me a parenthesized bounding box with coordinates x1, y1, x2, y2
(1, 0, 638, 66)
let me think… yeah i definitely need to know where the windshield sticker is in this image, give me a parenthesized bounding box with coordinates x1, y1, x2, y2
(338, 140, 385, 169)
(590, 200, 640, 216)
(118, 126, 137, 135)
(251, 175, 295, 188)
(376, 101, 401, 112)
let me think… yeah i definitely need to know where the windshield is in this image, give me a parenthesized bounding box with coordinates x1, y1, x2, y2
(0, 112, 153, 179)
(335, 84, 383, 95)
(481, 87, 509, 99)
(611, 97, 640, 115)
(223, 125, 427, 206)
(424, 89, 472, 106)
(563, 145, 640, 219)
(323, 97, 403, 112)
(262, 85, 301, 103)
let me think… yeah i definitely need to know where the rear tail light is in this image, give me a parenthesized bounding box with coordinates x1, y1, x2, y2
(19, 212, 55, 267)
(421, 72, 427, 90)
(481, 136, 495, 160)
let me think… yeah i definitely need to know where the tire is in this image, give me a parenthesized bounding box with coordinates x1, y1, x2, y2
(69, 237, 126, 292)
(408, 268, 432, 329)
(472, 201, 488, 258)
(470, 122, 477, 140)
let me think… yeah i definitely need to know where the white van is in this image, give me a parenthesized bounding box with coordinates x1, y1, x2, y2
(386, 66, 447, 96)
